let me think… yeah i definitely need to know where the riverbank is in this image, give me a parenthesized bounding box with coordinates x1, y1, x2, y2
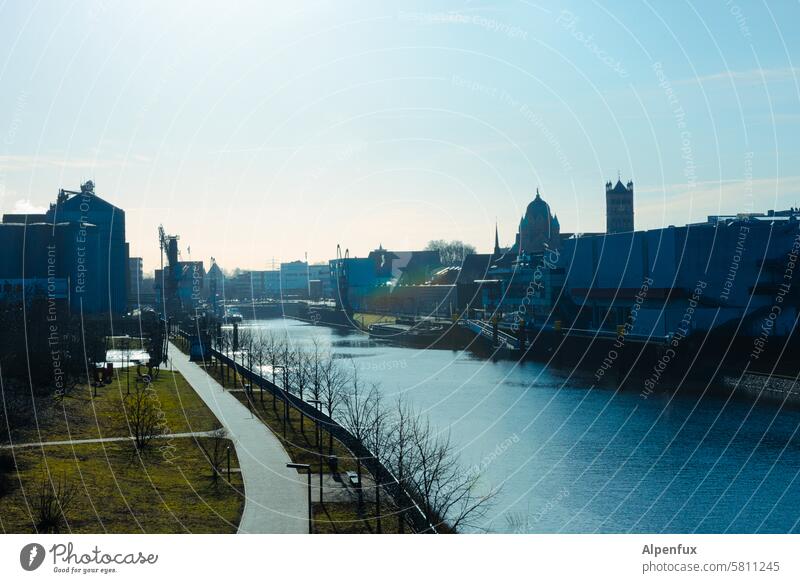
(172, 334, 412, 534)
(228, 318, 800, 533)
(260, 309, 800, 407)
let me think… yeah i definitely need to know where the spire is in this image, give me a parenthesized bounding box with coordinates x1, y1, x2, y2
(494, 222, 500, 255)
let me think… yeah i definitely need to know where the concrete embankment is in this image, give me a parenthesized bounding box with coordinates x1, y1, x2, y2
(724, 373, 800, 406)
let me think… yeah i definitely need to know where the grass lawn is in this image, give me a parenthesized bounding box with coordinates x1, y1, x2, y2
(198, 361, 358, 474)
(0, 438, 243, 533)
(0, 367, 244, 533)
(10, 369, 222, 444)
(233, 391, 359, 475)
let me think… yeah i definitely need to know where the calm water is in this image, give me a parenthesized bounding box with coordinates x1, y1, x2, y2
(245, 319, 800, 533)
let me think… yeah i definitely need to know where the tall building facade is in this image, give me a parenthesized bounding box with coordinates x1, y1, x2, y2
(128, 257, 144, 305)
(1, 181, 128, 314)
(605, 178, 634, 233)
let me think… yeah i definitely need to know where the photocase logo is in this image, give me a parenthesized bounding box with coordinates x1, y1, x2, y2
(20, 543, 46, 571)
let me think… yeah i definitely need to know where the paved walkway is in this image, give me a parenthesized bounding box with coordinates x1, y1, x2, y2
(0, 430, 216, 450)
(168, 343, 307, 534)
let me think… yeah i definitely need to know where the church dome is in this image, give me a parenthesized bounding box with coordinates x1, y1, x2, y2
(525, 189, 551, 220)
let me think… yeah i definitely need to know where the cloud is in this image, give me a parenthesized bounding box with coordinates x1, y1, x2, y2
(635, 175, 800, 228)
(0, 154, 150, 171)
(682, 67, 800, 85)
(12, 199, 46, 213)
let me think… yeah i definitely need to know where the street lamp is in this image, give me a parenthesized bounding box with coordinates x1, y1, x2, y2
(308, 399, 323, 505)
(287, 462, 312, 534)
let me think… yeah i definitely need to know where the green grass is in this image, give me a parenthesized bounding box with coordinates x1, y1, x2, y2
(0, 367, 244, 533)
(199, 361, 358, 474)
(234, 392, 358, 474)
(11, 369, 221, 444)
(0, 439, 243, 534)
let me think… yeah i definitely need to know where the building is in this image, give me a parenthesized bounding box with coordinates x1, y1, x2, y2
(481, 182, 800, 347)
(128, 256, 144, 306)
(1, 181, 128, 314)
(225, 270, 259, 300)
(206, 260, 225, 305)
(513, 189, 561, 255)
(329, 247, 444, 313)
(554, 211, 800, 338)
(605, 178, 634, 233)
(263, 270, 280, 297)
(0, 221, 90, 308)
(307, 263, 332, 299)
(280, 261, 310, 297)
(154, 261, 205, 312)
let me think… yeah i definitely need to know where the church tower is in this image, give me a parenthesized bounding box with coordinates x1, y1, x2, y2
(605, 177, 634, 233)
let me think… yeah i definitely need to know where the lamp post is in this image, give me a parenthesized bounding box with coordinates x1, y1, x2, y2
(309, 399, 323, 505)
(287, 462, 312, 534)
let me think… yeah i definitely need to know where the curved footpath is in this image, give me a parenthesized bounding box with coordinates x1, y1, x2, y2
(168, 343, 307, 534)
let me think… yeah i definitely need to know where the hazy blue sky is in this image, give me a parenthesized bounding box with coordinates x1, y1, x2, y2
(1, 1, 798, 273)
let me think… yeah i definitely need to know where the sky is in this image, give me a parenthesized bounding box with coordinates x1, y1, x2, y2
(1, 0, 799, 274)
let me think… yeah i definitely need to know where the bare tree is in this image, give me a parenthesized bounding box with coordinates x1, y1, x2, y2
(124, 384, 162, 451)
(340, 367, 378, 509)
(364, 389, 390, 533)
(252, 334, 266, 401)
(320, 354, 346, 455)
(35, 473, 76, 533)
(292, 348, 311, 433)
(279, 338, 296, 427)
(264, 333, 285, 409)
(240, 327, 254, 370)
(197, 427, 229, 488)
(424, 239, 477, 266)
(406, 418, 498, 533)
(385, 397, 416, 533)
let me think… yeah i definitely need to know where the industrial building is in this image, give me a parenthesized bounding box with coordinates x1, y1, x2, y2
(479, 182, 800, 352)
(0, 181, 128, 314)
(128, 256, 144, 308)
(153, 226, 205, 314)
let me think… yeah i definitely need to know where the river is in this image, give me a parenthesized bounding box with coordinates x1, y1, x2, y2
(243, 318, 800, 533)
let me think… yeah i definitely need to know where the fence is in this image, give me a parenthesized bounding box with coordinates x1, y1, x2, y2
(174, 328, 435, 533)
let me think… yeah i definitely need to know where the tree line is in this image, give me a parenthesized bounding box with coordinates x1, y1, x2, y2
(214, 327, 498, 533)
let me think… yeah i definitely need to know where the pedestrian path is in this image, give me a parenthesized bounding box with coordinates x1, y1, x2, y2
(168, 344, 307, 534)
(0, 430, 215, 450)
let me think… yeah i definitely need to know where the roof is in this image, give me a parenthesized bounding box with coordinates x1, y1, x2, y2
(608, 179, 631, 194)
(2, 213, 47, 224)
(525, 190, 551, 219)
